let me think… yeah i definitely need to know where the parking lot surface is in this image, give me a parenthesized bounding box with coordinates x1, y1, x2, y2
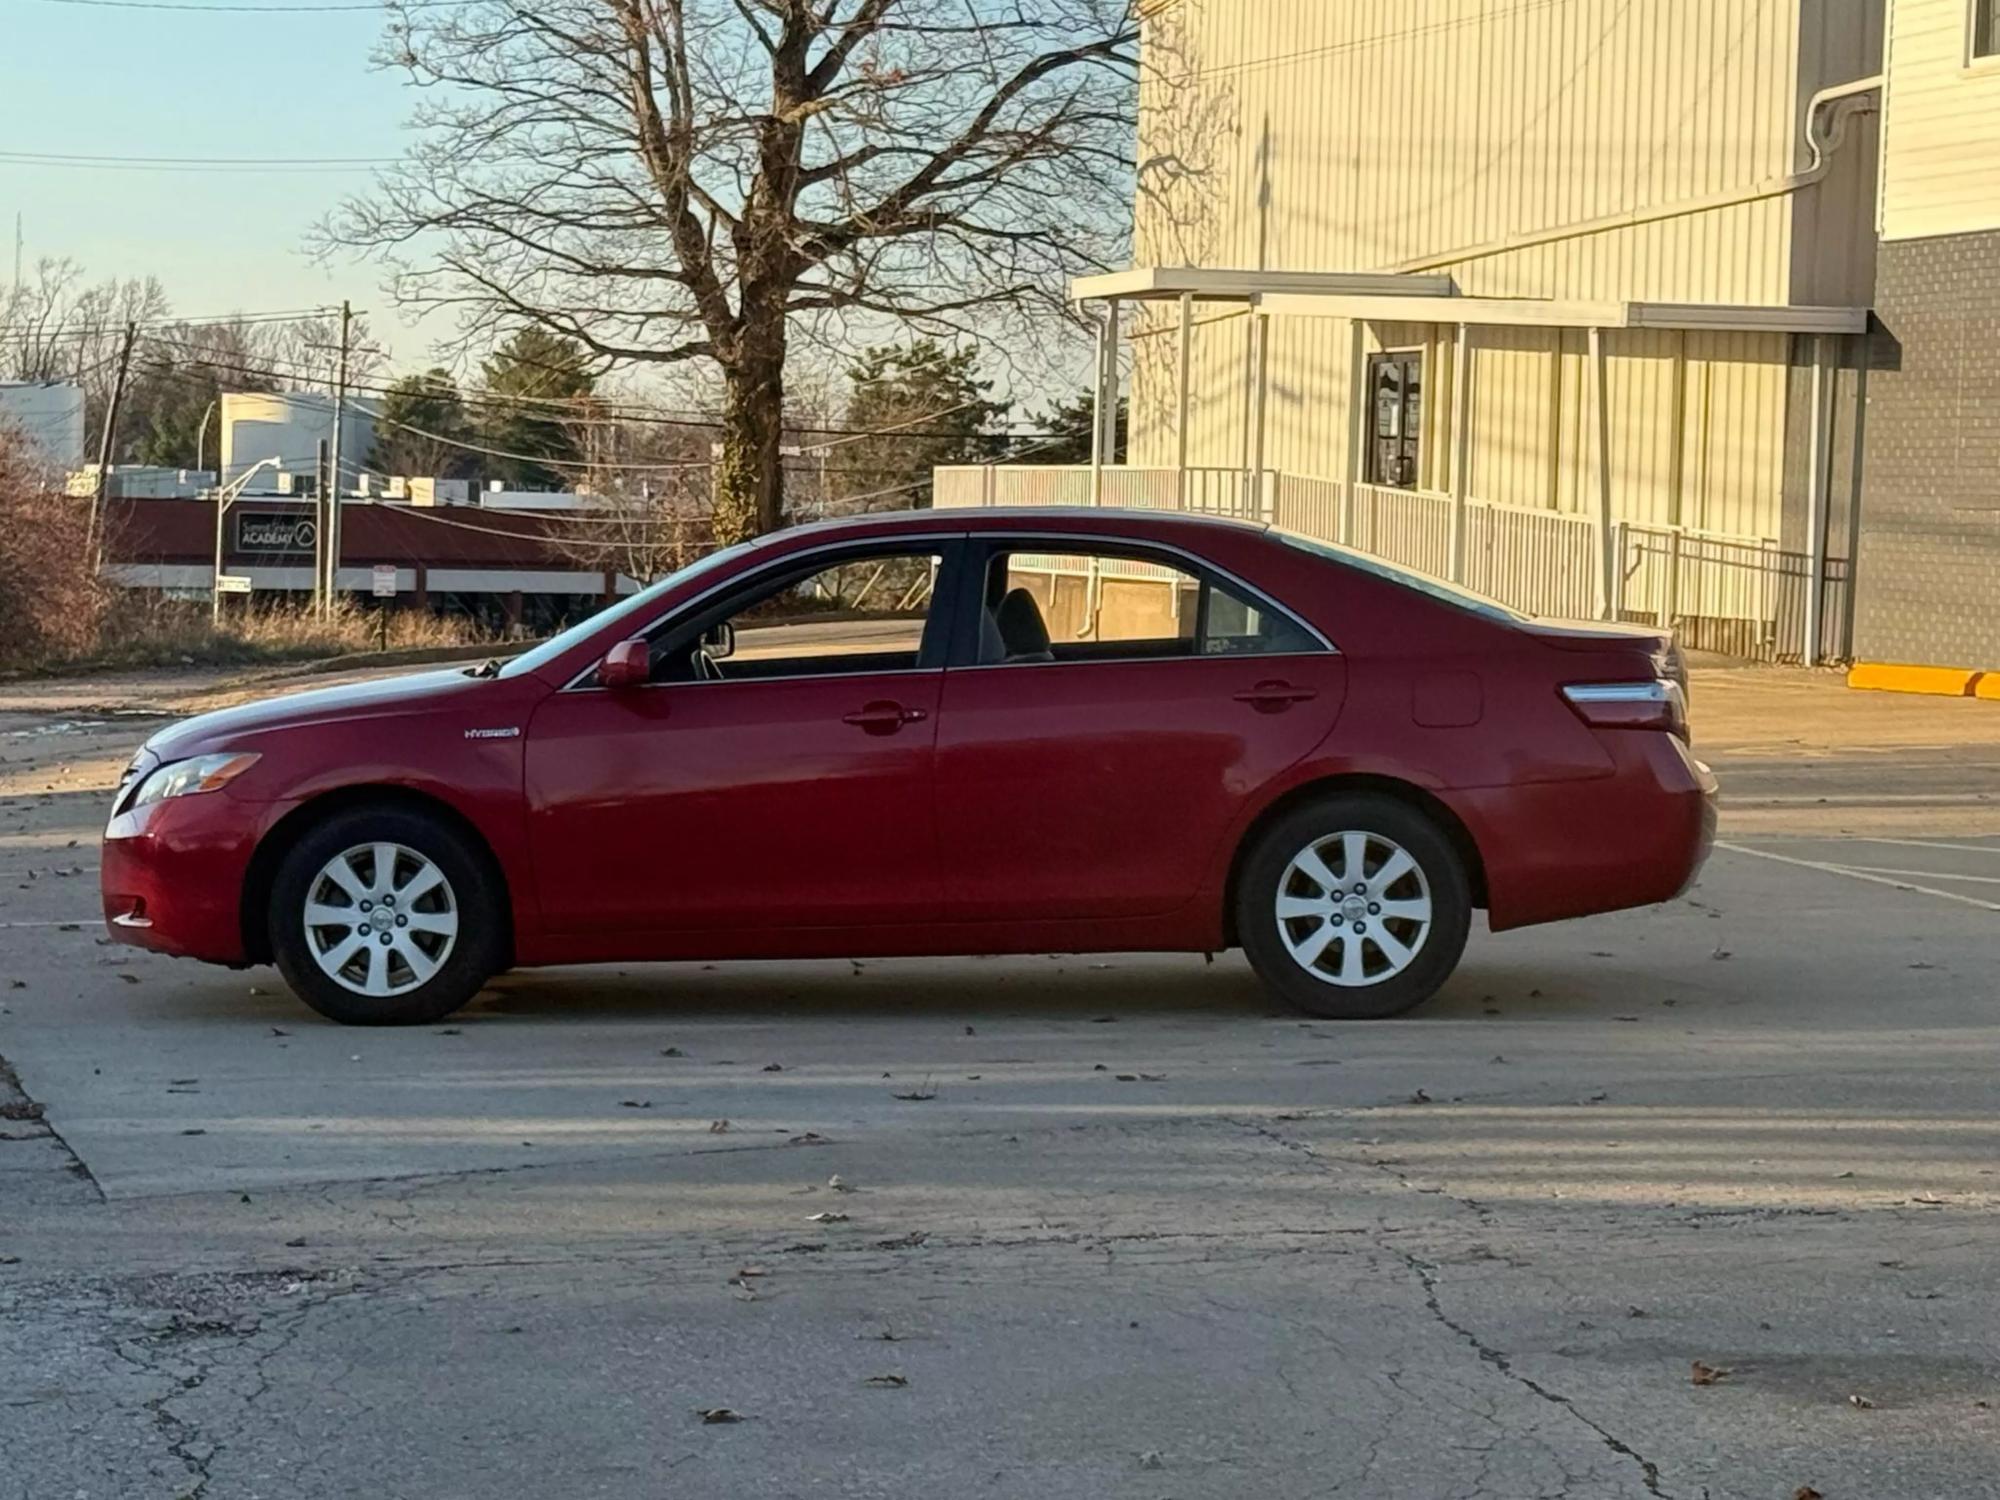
(2, 662, 1997, 1499)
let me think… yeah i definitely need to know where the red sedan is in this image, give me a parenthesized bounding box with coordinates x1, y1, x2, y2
(102, 508, 1715, 1025)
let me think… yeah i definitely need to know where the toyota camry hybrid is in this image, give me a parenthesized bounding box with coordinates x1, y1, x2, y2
(102, 507, 1716, 1026)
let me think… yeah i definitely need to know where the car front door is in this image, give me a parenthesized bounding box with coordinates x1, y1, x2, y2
(934, 538, 1348, 924)
(524, 540, 962, 940)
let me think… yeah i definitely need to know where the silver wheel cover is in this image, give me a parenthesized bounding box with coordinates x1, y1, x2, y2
(303, 842, 460, 997)
(1275, 830, 1434, 988)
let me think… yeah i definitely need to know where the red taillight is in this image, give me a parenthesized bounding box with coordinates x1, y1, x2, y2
(1562, 680, 1690, 741)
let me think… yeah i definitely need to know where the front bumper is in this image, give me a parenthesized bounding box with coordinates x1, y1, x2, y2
(101, 792, 264, 964)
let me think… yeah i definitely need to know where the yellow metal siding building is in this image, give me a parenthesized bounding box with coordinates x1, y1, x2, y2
(1125, 0, 1882, 564)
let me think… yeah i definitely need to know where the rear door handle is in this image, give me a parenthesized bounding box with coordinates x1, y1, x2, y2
(1234, 682, 1318, 712)
(843, 701, 928, 735)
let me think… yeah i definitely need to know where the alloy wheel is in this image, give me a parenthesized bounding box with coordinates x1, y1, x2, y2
(1275, 830, 1433, 987)
(303, 842, 460, 997)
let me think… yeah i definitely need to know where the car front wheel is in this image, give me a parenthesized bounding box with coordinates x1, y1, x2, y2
(1237, 794, 1471, 1019)
(268, 805, 504, 1026)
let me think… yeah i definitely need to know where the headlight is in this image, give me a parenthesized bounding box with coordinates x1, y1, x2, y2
(129, 753, 261, 809)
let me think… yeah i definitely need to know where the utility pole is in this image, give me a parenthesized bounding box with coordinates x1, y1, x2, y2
(84, 320, 137, 572)
(314, 438, 330, 616)
(324, 300, 351, 618)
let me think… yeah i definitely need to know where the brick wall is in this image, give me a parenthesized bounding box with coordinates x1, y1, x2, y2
(1855, 232, 2000, 668)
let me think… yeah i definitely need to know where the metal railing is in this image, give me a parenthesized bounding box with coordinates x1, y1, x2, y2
(1615, 522, 1850, 663)
(936, 463, 1835, 656)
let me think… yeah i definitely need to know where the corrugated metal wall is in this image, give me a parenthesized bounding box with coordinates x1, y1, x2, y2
(1129, 0, 1871, 540)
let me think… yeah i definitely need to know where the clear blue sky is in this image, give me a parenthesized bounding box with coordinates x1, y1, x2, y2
(2, 0, 424, 355)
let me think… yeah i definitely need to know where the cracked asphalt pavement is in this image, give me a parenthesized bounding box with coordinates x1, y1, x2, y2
(2, 662, 1998, 1499)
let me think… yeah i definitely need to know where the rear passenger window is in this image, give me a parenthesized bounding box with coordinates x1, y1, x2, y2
(977, 548, 1318, 665)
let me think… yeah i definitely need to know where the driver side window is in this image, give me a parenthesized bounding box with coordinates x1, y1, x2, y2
(653, 548, 945, 684)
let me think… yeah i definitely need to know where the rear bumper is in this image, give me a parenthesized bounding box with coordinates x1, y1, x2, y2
(101, 793, 263, 964)
(1457, 734, 1717, 932)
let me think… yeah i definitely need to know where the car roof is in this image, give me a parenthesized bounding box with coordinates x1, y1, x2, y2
(779, 506, 1272, 544)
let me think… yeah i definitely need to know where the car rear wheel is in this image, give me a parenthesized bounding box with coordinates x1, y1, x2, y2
(268, 806, 504, 1026)
(1237, 794, 1471, 1019)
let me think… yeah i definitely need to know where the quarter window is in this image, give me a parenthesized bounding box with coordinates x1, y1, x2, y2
(976, 547, 1318, 665)
(1979, 0, 2000, 59)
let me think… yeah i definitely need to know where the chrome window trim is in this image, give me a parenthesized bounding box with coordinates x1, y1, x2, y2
(558, 524, 1335, 692)
(952, 649, 1334, 675)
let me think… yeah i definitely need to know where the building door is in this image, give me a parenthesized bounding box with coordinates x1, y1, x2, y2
(1367, 352, 1424, 489)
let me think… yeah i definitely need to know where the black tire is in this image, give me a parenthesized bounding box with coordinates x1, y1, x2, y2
(268, 804, 505, 1026)
(1237, 793, 1471, 1020)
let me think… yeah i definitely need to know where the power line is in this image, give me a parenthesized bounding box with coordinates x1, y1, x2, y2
(22, 0, 463, 11)
(0, 151, 388, 173)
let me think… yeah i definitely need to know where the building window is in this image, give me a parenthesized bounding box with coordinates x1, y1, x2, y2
(1366, 352, 1425, 490)
(1977, 0, 2000, 59)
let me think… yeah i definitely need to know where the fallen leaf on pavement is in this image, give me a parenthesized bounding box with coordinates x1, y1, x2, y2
(1849, 1393, 1876, 1409)
(892, 1088, 937, 1101)
(620, 1099, 653, 1109)
(828, 1174, 852, 1192)
(786, 1132, 828, 1146)
(1795, 1488, 1824, 1500)
(1690, 1361, 1731, 1386)
(806, 1211, 849, 1223)
(660, 1046, 685, 1057)
(763, 1063, 783, 1072)
(876, 1232, 927, 1249)
(708, 1119, 730, 1133)
(697, 1408, 743, 1424)
(117, 973, 139, 984)
(863, 1374, 908, 1388)
(1410, 1089, 1431, 1105)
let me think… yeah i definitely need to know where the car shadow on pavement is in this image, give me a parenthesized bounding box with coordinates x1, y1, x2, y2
(471, 955, 1281, 1023)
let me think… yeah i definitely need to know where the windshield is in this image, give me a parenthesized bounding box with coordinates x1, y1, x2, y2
(1272, 528, 1527, 624)
(499, 537, 766, 679)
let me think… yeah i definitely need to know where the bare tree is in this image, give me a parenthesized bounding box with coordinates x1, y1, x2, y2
(329, 0, 1139, 543)
(1, 258, 170, 434)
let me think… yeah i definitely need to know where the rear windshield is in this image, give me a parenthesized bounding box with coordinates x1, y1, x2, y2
(1272, 529, 1526, 624)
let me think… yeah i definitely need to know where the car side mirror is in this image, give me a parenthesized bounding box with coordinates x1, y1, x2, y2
(700, 620, 736, 660)
(597, 638, 650, 689)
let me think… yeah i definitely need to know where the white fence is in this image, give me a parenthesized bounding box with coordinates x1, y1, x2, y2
(932, 465, 1266, 520)
(934, 464, 1834, 657)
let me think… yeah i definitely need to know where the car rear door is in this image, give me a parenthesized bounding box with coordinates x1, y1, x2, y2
(933, 537, 1347, 923)
(524, 539, 964, 939)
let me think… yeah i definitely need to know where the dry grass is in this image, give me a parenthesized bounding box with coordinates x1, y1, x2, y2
(79, 594, 488, 674)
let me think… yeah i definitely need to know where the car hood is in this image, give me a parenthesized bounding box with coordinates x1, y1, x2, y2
(145, 668, 512, 760)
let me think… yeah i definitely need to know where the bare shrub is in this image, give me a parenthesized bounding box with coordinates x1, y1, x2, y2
(0, 428, 107, 671)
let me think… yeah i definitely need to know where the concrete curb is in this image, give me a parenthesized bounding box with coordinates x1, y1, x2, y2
(1848, 662, 1994, 698)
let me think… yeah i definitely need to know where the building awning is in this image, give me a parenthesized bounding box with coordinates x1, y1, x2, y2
(1071, 267, 1456, 303)
(1071, 266, 1868, 335)
(1253, 291, 1868, 336)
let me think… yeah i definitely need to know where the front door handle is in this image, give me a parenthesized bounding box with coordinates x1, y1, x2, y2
(1234, 681, 1318, 712)
(843, 701, 928, 735)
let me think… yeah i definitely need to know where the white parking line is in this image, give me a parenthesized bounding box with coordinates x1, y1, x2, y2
(0, 919, 97, 929)
(1717, 842, 2000, 912)
(1841, 864, 2000, 885)
(1858, 837, 2000, 857)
